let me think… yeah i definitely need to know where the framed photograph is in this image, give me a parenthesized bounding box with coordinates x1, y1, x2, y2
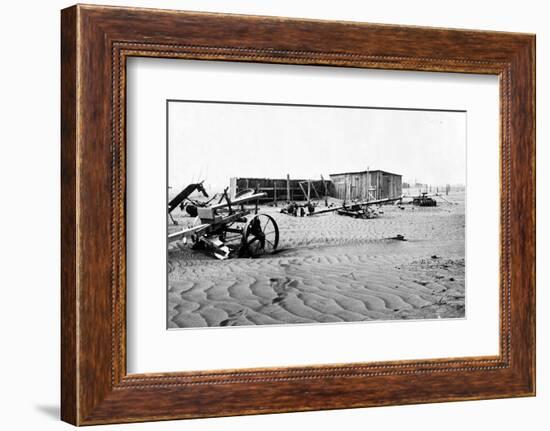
(61, 4, 535, 425)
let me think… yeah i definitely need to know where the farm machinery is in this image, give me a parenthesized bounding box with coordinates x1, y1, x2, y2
(168, 189, 279, 260)
(412, 192, 437, 207)
(167, 181, 218, 224)
(280, 201, 316, 217)
(307, 196, 404, 219)
(408, 191, 457, 207)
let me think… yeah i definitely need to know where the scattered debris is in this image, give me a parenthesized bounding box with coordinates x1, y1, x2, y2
(337, 206, 379, 219)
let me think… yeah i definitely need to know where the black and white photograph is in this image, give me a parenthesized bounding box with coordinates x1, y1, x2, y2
(167, 100, 466, 329)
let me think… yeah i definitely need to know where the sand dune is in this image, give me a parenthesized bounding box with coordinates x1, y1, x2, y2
(168, 192, 465, 328)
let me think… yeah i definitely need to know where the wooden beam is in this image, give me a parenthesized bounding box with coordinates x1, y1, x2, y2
(210, 192, 267, 210)
(298, 181, 307, 199)
(310, 181, 321, 200)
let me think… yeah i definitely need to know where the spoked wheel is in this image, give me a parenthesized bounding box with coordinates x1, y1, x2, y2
(241, 214, 279, 257)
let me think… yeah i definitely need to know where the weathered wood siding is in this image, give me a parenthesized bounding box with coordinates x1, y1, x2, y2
(230, 177, 335, 203)
(329, 171, 402, 201)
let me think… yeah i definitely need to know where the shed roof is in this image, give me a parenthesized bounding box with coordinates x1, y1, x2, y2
(329, 169, 402, 178)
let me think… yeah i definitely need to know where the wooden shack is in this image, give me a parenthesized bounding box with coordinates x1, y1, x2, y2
(230, 176, 334, 204)
(329, 170, 402, 201)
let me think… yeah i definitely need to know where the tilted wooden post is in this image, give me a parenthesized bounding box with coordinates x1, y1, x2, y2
(298, 182, 307, 201)
(273, 180, 277, 207)
(255, 182, 260, 214)
(307, 180, 311, 204)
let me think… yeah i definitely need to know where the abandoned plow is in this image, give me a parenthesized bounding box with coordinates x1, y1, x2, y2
(168, 191, 279, 260)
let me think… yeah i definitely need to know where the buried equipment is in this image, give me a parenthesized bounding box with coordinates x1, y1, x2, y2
(308, 196, 403, 218)
(168, 181, 213, 224)
(412, 192, 437, 207)
(168, 191, 279, 260)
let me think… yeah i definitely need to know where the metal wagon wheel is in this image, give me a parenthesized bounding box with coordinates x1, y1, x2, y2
(241, 214, 279, 257)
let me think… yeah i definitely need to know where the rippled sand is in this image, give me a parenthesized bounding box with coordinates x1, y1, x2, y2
(167, 192, 465, 328)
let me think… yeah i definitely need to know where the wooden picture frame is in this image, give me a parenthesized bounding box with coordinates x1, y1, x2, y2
(61, 4, 535, 425)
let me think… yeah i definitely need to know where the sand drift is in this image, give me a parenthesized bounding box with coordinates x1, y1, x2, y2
(167, 192, 465, 328)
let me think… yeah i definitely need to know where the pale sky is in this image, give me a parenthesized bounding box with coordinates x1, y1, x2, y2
(168, 101, 466, 193)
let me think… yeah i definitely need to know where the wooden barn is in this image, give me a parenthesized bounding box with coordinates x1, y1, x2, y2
(230, 176, 335, 204)
(329, 170, 402, 201)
